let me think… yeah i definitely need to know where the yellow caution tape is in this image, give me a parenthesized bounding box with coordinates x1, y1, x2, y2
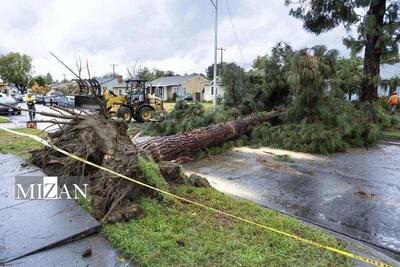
(0, 127, 390, 267)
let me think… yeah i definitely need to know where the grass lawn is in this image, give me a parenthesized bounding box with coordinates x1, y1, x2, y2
(0, 128, 45, 160)
(383, 113, 400, 138)
(164, 101, 213, 112)
(383, 130, 400, 138)
(103, 185, 351, 266)
(0, 127, 353, 266)
(0, 116, 10, 123)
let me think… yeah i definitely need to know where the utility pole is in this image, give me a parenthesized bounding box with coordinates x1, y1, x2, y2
(217, 47, 226, 65)
(210, 0, 218, 110)
(62, 73, 66, 82)
(110, 64, 118, 76)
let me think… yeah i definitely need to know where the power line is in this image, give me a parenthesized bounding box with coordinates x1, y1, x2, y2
(217, 47, 226, 64)
(224, 0, 245, 66)
(110, 64, 118, 76)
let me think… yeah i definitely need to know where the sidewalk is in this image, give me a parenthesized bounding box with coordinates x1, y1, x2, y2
(0, 153, 131, 266)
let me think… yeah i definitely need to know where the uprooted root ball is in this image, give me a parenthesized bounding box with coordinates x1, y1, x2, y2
(30, 114, 188, 223)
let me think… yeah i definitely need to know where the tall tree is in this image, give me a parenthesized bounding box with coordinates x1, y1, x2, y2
(219, 63, 246, 107)
(0, 52, 32, 93)
(286, 0, 400, 102)
(205, 62, 226, 80)
(45, 72, 53, 84)
(127, 64, 153, 80)
(333, 57, 363, 100)
(29, 75, 47, 87)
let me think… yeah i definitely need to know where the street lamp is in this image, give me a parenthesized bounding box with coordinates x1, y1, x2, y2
(209, 0, 218, 110)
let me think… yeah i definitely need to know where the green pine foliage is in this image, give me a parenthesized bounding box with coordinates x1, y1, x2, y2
(143, 101, 232, 136)
(143, 43, 395, 154)
(250, 47, 385, 154)
(251, 117, 379, 155)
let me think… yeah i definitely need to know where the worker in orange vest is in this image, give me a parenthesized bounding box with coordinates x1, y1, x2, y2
(387, 91, 400, 114)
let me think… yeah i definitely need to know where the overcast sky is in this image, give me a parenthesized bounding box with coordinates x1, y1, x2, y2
(0, 0, 350, 81)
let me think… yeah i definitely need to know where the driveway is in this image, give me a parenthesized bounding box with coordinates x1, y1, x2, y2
(183, 140, 400, 259)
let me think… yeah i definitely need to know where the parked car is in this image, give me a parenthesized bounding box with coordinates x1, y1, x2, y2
(44, 91, 63, 105)
(57, 96, 75, 108)
(176, 93, 193, 102)
(34, 94, 45, 104)
(11, 93, 23, 103)
(0, 94, 21, 115)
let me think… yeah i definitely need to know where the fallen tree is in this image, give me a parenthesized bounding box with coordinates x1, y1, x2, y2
(137, 111, 280, 161)
(27, 105, 279, 223)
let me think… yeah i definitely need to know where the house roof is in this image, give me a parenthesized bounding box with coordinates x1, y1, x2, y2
(97, 77, 117, 84)
(380, 63, 400, 80)
(146, 74, 200, 87)
(205, 77, 221, 85)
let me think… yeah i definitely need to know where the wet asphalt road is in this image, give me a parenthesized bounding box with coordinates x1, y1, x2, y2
(1, 103, 67, 131)
(184, 141, 400, 257)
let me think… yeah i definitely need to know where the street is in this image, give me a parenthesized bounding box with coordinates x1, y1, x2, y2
(1, 103, 61, 131)
(184, 141, 400, 260)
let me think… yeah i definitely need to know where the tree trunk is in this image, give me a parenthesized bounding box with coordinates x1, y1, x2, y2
(137, 111, 280, 161)
(15, 84, 27, 94)
(360, 0, 386, 102)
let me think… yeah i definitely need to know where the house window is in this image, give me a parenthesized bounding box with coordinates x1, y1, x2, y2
(211, 86, 218, 96)
(173, 86, 186, 96)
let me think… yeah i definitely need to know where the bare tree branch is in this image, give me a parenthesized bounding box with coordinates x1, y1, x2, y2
(75, 56, 83, 79)
(86, 58, 91, 79)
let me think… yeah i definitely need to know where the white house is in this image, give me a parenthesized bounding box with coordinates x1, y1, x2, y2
(203, 77, 224, 102)
(349, 62, 400, 100)
(378, 62, 400, 95)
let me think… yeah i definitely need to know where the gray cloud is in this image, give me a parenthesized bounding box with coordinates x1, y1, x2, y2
(0, 0, 350, 81)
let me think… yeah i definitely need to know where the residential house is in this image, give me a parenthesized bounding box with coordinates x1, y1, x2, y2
(346, 62, 400, 100)
(98, 75, 127, 96)
(203, 77, 225, 102)
(378, 62, 400, 95)
(146, 74, 210, 101)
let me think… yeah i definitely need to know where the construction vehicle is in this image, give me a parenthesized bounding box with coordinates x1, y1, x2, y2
(48, 52, 163, 123)
(75, 78, 164, 123)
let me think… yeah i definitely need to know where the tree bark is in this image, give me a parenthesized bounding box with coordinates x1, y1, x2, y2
(360, 0, 386, 102)
(137, 111, 280, 161)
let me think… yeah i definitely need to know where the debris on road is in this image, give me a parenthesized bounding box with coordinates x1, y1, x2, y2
(256, 156, 302, 175)
(81, 247, 92, 258)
